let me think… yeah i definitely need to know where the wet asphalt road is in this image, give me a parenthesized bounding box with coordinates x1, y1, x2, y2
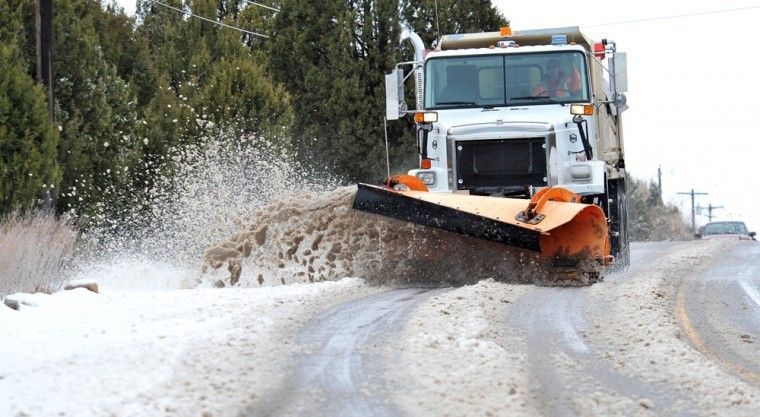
(508, 242, 701, 417)
(247, 241, 759, 416)
(678, 241, 760, 385)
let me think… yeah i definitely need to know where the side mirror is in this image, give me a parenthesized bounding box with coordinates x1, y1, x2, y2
(385, 69, 406, 120)
(750, 231, 756, 238)
(694, 233, 701, 239)
(613, 52, 628, 93)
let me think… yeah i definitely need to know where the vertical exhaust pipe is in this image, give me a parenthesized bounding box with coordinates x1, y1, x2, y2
(405, 31, 425, 110)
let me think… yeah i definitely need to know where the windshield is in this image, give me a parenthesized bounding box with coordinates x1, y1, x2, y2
(424, 51, 590, 109)
(702, 222, 748, 235)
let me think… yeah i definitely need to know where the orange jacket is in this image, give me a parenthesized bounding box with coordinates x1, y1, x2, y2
(532, 66, 582, 98)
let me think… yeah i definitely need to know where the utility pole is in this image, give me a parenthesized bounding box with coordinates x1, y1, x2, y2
(36, 0, 54, 121)
(657, 165, 663, 203)
(36, 0, 55, 212)
(677, 189, 708, 233)
(697, 203, 724, 222)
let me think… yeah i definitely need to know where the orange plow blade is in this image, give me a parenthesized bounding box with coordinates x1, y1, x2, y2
(353, 183, 610, 284)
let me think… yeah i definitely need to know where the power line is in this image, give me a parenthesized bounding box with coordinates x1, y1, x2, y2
(241, 0, 281, 12)
(144, 0, 270, 38)
(585, 4, 760, 27)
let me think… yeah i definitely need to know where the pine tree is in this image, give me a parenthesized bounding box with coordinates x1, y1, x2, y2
(197, 58, 293, 138)
(135, 78, 196, 192)
(0, 44, 59, 215)
(402, 0, 508, 47)
(269, 0, 413, 182)
(0, 1, 36, 67)
(51, 0, 140, 221)
(270, 0, 509, 182)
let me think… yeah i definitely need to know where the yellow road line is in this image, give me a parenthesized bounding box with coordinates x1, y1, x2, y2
(676, 284, 760, 385)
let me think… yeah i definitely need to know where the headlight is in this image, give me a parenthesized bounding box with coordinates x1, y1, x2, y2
(570, 164, 592, 182)
(416, 171, 436, 186)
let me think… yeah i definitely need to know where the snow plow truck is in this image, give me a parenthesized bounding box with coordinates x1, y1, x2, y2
(353, 26, 630, 284)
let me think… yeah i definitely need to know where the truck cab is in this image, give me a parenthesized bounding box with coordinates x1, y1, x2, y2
(385, 26, 631, 266)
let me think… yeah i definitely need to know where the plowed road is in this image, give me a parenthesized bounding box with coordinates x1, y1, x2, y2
(250, 240, 760, 417)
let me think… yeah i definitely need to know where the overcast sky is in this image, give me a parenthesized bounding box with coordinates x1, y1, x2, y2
(115, 0, 760, 232)
(488, 0, 760, 233)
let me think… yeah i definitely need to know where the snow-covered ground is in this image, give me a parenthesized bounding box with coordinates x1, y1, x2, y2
(0, 264, 378, 417)
(2, 240, 759, 417)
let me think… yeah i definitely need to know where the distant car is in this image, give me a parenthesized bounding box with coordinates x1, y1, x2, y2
(696, 221, 756, 241)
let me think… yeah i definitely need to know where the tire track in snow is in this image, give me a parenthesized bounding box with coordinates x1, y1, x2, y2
(246, 287, 444, 417)
(739, 280, 760, 308)
(677, 241, 760, 385)
(508, 242, 699, 417)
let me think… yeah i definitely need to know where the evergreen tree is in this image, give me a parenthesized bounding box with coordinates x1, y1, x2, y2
(52, 0, 140, 221)
(0, 44, 59, 215)
(136, 0, 187, 91)
(402, 0, 508, 47)
(0, 0, 37, 74)
(269, 0, 412, 182)
(93, 3, 138, 79)
(0, 1, 27, 52)
(197, 58, 293, 138)
(270, 0, 508, 182)
(134, 78, 197, 200)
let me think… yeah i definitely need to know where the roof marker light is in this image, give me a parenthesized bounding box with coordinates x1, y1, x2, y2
(551, 35, 568, 45)
(500, 26, 512, 36)
(594, 43, 606, 60)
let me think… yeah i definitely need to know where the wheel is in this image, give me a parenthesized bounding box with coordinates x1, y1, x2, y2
(606, 177, 630, 269)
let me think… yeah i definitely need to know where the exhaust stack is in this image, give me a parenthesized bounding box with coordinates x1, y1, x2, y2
(406, 31, 425, 110)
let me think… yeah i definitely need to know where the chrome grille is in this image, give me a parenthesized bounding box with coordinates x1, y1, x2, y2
(455, 138, 547, 192)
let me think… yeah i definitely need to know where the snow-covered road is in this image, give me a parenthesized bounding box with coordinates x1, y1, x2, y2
(678, 241, 760, 386)
(250, 288, 444, 417)
(1, 240, 759, 416)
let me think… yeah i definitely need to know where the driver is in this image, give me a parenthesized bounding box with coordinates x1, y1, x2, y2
(533, 59, 582, 98)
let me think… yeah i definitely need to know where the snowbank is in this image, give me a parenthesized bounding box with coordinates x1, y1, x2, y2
(204, 186, 546, 287)
(0, 278, 378, 417)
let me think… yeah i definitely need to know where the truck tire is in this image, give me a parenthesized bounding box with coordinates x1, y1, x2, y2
(606, 177, 630, 269)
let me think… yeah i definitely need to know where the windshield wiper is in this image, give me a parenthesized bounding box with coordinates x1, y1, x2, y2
(509, 96, 562, 104)
(435, 101, 479, 107)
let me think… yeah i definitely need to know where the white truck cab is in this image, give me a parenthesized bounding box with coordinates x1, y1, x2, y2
(385, 26, 631, 265)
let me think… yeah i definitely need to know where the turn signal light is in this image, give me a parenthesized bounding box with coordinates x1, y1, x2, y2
(420, 158, 432, 169)
(570, 104, 594, 116)
(414, 112, 438, 123)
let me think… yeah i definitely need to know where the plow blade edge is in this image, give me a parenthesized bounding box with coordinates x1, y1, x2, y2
(352, 183, 610, 265)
